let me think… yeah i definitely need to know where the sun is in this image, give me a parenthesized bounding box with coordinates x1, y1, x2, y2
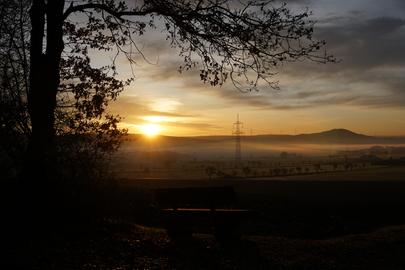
(140, 123, 161, 137)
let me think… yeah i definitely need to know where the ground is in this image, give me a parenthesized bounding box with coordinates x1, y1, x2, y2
(29, 223, 405, 269)
(5, 166, 405, 269)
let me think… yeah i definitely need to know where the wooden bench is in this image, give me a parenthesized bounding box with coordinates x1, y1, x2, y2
(153, 186, 253, 241)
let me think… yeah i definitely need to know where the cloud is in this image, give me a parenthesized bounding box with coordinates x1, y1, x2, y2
(318, 17, 405, 69)
(275, 0, 313, 4)
(259, 16, 405, 109)
(163, 121, 220, 129)
(109, 96, 197, 121)
(140, 12, 405, 110)
(112, 2, 405, 114)
(149, 98, 182, 113)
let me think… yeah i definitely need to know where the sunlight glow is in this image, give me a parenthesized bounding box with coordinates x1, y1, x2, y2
(140, 123, 161, 137)
(150, 99, 182, 113)
(141, 115, 169, 123)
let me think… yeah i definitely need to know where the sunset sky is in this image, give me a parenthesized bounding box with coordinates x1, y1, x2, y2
(107, 0, 405, 136)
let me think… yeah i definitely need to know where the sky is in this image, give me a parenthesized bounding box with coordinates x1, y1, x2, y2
(106, 0, 405, 137)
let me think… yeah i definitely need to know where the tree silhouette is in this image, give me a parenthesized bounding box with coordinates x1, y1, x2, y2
(0, 1, 31, 176)
(243, 166, 251, 177)
(0, 0, 126, 182)
(205, 165, 216, 180)
(5, 0, 334, 180)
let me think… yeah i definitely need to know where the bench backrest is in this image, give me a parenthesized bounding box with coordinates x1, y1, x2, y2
(154, 186, 236, 209)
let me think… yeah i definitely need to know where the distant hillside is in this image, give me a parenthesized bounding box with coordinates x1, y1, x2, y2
(249, 129, 405, 144)
(126, 129, 405, 146)
(298, 128, 369, 139)
(293, 128, 371, 143)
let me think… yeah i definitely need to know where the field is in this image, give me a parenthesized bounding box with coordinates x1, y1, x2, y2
(118, 166, 405, 237)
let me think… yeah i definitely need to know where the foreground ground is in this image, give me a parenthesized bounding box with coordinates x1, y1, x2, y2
(28, 222, 405, 269)
(5, 166, 405, 269)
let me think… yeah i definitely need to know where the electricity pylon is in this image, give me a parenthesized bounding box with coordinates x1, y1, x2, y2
(232, 114, 243, 166)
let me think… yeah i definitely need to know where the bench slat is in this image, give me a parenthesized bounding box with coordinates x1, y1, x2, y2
(154, 186, 236, 209)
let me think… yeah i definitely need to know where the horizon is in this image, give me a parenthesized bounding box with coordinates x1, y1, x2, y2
(126, 128, 405, 138)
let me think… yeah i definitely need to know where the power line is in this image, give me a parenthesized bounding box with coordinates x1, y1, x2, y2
(233, 114, 243, 166)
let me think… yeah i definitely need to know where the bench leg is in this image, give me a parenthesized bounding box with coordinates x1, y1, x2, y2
(165, 218, 193, 240)
(167, 226, 192, 240)
(214, 220, 241, 243)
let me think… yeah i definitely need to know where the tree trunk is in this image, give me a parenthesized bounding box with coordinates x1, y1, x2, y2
(24, 0, 65, 182)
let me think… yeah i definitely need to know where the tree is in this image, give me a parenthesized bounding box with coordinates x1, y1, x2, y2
(0, 0, 31, 176)
(242, 166, 251, 177)
(0, 0, 126, 183)
(205, 165, 216, 180)
(14, 0, 334, 180)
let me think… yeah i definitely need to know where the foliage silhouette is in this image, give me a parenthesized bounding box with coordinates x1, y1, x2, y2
(2, 0, 334, 183)
(0, 0, 126, 182)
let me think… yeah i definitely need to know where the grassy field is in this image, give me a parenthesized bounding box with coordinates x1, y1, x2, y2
(117, 166, 405, 237)
(117, 165, 405, 184)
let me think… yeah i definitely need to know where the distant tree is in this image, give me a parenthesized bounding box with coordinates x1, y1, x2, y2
(280, 152, 289, 159)
(281, 167, 288, 175)
(205, 165, 216, 180)
(267, 168, 272, 176)
(2, 0, 334, 182)
(242, 166, 251, 177)
(345, 162, 353, 171)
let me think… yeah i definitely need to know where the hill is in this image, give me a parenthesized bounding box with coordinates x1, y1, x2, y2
(124, 129, 405, 154)
(127, 129, 405, 146)
(286, 128, 371, 143)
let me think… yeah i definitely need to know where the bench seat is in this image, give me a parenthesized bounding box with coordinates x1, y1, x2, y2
(153, 186, 254, 241)
(161, 208, 251, 212)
